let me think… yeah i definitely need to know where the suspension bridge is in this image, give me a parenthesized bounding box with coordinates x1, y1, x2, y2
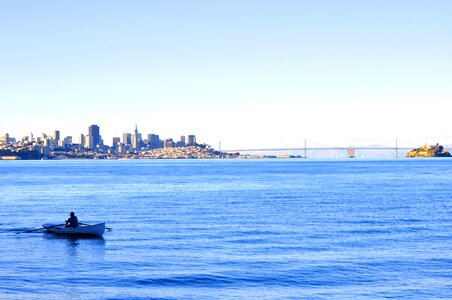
(222, 139, 448, 158)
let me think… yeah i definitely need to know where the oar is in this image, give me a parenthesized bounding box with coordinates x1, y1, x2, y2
(16, 223, 65, 234)
(16, 227, 45, 234)
(79, 222, 113, 231)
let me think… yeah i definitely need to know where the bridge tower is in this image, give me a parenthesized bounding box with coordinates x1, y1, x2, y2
(304, 139, 307, 158)
(395, 138, 399, 158)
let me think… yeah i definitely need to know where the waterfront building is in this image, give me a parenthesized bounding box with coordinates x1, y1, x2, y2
(89, 125, 100, 147)
(187, 135, 196, 146)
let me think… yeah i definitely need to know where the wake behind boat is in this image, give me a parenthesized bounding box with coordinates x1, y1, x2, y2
(42, 223, 106, 236)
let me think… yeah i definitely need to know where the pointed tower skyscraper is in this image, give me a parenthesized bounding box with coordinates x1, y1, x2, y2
(132, 124, 139, 150)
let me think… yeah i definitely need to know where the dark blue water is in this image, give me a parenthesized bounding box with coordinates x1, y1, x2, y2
(0, 159, 451, 299)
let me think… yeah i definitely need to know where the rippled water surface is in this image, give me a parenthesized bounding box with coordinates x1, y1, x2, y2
(0, 159, 451, 299)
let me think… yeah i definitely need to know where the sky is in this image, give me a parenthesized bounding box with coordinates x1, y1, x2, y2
(1, 0, 451, 149)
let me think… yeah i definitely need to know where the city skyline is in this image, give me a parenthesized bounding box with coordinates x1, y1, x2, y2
(1, 124, 197, 149)
(2, 123, 450, 159)
(1, 1, 451, 149)
(1, 122, 451, 151)
(1, 123, 214, 160)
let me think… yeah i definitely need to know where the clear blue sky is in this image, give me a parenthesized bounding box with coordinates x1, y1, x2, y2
(1, 0, 451, 148)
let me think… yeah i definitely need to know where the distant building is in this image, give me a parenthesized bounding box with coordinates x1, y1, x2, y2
(164, 138, 175, 148)
(79, 134, 85, 147)
(89, 125, 100, 147)
(54, 130, 60, 142)
(43, 138, 51, 147)
(117, 143, 125, 154)
(61, 136, 72, 147)
(41, 146, 51, 156)
(112, 137, 121, 146)
(176, 135, 186, 147)
(148, 134, 160, 149)
(132, 124, 139, 149)
(0, 133, 9, 144)
(85, 135, 94, 149)
(123, 133, 132, 146)
(187, 135, 196, 146)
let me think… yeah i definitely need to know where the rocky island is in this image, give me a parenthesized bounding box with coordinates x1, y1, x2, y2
(405, 143, 451, 158)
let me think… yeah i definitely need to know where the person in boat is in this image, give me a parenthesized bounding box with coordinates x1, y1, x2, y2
(65, 212, 79, 228)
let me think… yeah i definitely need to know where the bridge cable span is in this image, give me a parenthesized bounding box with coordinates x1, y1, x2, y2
(221, 138, 443, 153)
(396, 139, 420, 147)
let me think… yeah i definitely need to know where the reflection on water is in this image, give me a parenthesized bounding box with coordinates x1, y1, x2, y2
(43, 233, 106, 259)
(43, 232, 106, 242)
(66, 238, 79, 257)
(1, 160, 452, 299)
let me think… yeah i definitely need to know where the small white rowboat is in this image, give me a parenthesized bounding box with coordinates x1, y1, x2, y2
(42, 223, 106, 236)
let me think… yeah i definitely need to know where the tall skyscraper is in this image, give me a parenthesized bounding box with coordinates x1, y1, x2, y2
(187, 135, 196, 146)
(53, 130, 60, 142)
(123, 133, 132, 146)
(176, 135, 186, 147)
(89, 125, 100, 147)
(132, 124, 139, 149)
(148, 134, 160, 149)
(79, 134, 85, 146)
(85, 135, 94, 149)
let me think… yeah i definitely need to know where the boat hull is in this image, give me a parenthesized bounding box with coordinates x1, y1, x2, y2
(42, 223, 105, 236)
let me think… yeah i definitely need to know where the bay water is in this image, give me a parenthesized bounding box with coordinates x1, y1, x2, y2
(0, 159, 451, 299)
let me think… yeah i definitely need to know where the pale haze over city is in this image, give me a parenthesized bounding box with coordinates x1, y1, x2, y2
(1, 1, 451, 149)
